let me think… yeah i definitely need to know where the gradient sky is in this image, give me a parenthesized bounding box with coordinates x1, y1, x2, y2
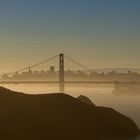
(0, 0, 140, 72)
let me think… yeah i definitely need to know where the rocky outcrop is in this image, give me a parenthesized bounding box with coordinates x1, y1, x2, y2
(77, 95, 95, 105)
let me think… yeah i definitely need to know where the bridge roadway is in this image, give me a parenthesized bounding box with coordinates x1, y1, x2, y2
(0, 81, 140, 84)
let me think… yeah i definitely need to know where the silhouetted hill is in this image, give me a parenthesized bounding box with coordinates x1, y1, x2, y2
(77, 95, 95, 105)
(0, 86, 139, 140)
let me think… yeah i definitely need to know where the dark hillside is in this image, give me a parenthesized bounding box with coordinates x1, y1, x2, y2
(0, 86, 139, 140)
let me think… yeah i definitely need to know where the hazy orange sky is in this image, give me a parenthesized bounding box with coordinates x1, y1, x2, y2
(0, 0, 140, 73)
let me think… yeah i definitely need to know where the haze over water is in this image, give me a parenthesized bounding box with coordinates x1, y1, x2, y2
(1, 83, 140, 140)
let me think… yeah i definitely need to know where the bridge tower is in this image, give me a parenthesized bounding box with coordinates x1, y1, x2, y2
(59, 53, 65, 93)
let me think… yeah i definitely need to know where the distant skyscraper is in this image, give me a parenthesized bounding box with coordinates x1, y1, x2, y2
(50, 66, 55, 72)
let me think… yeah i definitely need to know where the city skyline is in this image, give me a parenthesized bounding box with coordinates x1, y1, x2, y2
(0, 0, 140, 72)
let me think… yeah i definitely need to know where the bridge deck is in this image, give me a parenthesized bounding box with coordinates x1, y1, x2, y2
(0, 81, 140, 84)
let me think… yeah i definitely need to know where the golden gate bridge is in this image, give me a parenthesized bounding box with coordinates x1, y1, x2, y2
(0, 53, 139, 93)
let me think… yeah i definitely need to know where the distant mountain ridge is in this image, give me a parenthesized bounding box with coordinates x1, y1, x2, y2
(94, 68, 140, 73)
